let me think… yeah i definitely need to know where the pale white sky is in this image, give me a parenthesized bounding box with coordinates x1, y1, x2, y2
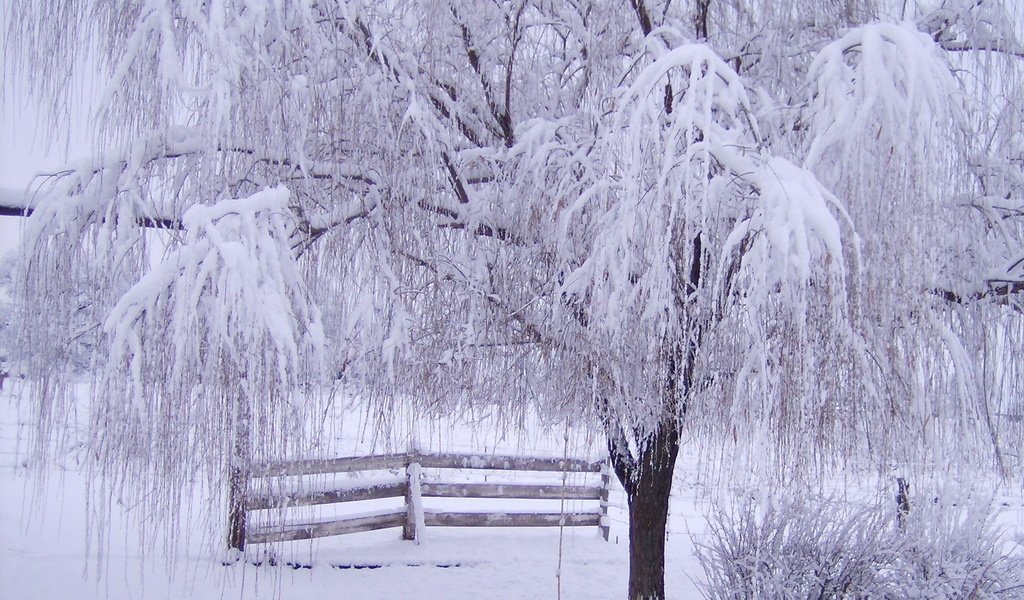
(0, 92, 40, 255)
(1, 17, 41, 255)
(0, 98, 37, 255)
(1, 76, 95, 189)
(1, 24, 95, 257)
(1, 97, 49, 190)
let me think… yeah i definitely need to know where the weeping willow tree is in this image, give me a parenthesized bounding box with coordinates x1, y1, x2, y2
(6, 1, 1024, 598)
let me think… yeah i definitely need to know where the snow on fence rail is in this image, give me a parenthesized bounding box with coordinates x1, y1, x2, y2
(230, 452, 612, 550)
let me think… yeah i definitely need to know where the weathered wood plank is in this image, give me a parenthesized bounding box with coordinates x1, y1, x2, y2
(247, 511, 407, 543)
(237, 454, 611, 545)
(420, 482, 602, 500)
(422, 511, 601, 528)
(246, 481, 407, 510)
(250, 453, 604, 477)
(251, 453, 412, 477)
(416, 453, 602, 473)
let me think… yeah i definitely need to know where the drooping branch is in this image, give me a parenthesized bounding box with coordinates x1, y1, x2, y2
(0, 130, 382, 246)
(916, 2, 1024, 59)
(395, 249, 547, 345)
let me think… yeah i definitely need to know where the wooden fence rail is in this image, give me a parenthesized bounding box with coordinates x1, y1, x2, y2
(249, 452, 603, 477)
(231, 452, 611, 550)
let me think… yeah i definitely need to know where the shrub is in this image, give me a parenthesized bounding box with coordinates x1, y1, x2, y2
(695, 493, 1024, 599)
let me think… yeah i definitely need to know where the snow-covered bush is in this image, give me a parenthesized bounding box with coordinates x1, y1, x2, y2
(696, 494, 1024, 599)
(696, 496, 894, 598)
(892, 503, 1024, 599)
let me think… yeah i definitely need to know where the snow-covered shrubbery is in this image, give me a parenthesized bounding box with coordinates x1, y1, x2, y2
(896, 503, 1024, 599)
(696, 493, 1024, 599)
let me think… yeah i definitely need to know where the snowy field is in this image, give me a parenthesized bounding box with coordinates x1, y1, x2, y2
(9, 380, 1024, 593)
(0, 383, 710, 599)
(6, 379, 1024, 599)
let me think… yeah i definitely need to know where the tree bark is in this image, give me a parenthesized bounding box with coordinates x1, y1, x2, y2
(602, 202, 701, 599)
(227, 394, 252, 553)
(609, 416, 682, 600)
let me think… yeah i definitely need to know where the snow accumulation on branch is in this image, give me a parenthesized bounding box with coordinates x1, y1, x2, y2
(79, 186, 328, 556)
(919, 1, 1024, 59)
(805, 22, 957, 170)
(105, 185, 325, 398)
(3, 126, 205, 235)
(0, 125, 378, 236)
(572, 42, 849, 343)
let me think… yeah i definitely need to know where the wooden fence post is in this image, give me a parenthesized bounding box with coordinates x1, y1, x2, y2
(403, 461, 424, 543)
(599, 461, 611, 541)
(228, 464, 248, 552)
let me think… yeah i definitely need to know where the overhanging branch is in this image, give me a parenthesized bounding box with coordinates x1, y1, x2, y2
(940, 40, 1024, 60)
(0, 200, 183, 230)
(934, 280, 1024, 308)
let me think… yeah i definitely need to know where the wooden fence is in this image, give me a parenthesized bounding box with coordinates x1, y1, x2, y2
(229, 452, 611, 550)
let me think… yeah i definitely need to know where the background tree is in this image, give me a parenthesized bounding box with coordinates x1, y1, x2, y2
(6, 1, 1024, 598)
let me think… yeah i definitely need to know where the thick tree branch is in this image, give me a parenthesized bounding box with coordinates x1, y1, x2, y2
(629, 0, 653, 37)
(934, 281, 1024, 308)
(417, 199, 524, 245)
(694, 0, 710, 41)
(350, 15, 493, 148)
(452, 6, 514, 146)
(940, 40, 1024, 60)
(599, 395, 638, 495)
(441, 153, 472, 205)
(0, 200, 183, 230)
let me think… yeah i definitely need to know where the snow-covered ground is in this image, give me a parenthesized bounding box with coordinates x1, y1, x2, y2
(6, 380, 1024, 599)
(0, 384, 707, 599)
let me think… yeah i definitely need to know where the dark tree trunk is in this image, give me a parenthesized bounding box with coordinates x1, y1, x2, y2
(602, 207, 701, 599)
(227, 394, 252, 553)
(609, 417, 682, 600)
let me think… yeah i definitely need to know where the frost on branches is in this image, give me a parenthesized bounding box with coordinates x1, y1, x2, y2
(7, 1, 1024, 598)
(553, 40, 850, 448)
(18, 180, 325, 555)
(95, 186, 324, 551)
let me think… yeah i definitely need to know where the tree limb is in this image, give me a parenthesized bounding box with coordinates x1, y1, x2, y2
(933, 281, 1024, 309)
(629, 0, 653, 37)
(940, 40, 1024, 60)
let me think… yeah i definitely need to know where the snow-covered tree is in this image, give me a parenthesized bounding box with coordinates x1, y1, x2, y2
(6, 1, 1024, 598)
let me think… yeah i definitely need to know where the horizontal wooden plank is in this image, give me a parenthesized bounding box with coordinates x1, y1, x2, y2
(246, 481, 407, 510)
(422, 511, 601, 528)
(250, 453, 606, 478)
(251, 453, 412, 477)
(420, 482, 602, 500)
(416, 454, 603, 473)
(247, 511, 406, 543)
